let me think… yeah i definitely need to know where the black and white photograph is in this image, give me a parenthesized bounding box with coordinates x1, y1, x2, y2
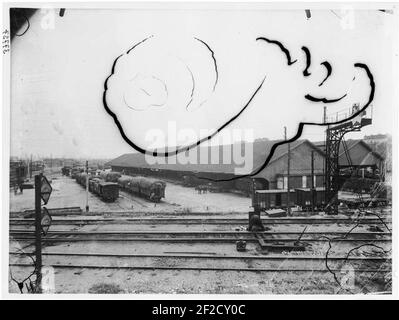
(1, 1, 398, 299)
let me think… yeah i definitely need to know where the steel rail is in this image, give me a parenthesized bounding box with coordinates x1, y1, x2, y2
(9, 229, 392, 236)
(9, 263, 390, 273)
(10, 251, 391, 261)
(10, 236, 392, 243)
(119, 191, 149, 208)
(9, 217, 391, 225)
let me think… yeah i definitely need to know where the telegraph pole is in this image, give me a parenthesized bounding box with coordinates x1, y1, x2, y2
(30, 154, 33, 179)
(27, 156, 30, 180)
(323, 106, 328, 208)
(311, 150, 315, 213)
(85, 160, 89, 212)
(284, 127, 291, 216)
(34, 174, 42, 293)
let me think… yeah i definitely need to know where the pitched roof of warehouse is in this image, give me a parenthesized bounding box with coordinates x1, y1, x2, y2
(106, 139, 324, 175)
(314, 139, 384, 160)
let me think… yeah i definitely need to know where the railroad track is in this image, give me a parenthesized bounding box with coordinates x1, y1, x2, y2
(10, 238, 391, 244)
(10, 251, 391, 262)
(9, 227, 391, 277)
(9, 229, 392, 239)
(9, 250, 391, 273)
(10, 234, 391, 243)
(11, 263, 390, 273)
(9, 216, 392, 226)
(119, 191, 149, 208)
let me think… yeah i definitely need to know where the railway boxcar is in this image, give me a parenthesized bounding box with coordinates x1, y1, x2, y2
(61, 166, 71, 176)
(71, 168, 83, 179)
(88, 177, 94, 192)
(252, 189, 296, 212)
(122, 176, 166, 202)
(89, 177, 101, 192)
(125, 176, 141, 194)
(295, 187, 325, 211)
(76, 172, 87, 186)
(97, 181, 119, 202)
(75, 173, 119, 202)
(117, 175, 132, 189)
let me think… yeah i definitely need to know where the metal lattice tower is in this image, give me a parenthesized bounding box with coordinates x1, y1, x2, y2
(324, 105, 372, 214)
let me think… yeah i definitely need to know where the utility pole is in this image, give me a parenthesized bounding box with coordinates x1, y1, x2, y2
(34, 174, 42, 293)
(27, 156, 30, 180)
(311, 150, 315, 213)
(85, 160, 89, 212)
(323, 106, 327, 208)
(30, 154, 33, 179)
(284, 127, 291, 216)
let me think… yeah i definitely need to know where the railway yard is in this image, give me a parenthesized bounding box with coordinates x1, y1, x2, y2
(8, 171, 392, 294)
(6, 4, 397, 300)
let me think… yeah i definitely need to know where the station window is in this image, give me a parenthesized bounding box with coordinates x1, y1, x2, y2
(283, 177, 288, 189)
(277, 177, 284, 189)
(302, 176, 307, 188)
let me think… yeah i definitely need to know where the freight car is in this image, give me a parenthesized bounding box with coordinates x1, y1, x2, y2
(71, 167, 84, 179)
(75, 173, 119, 202)
(253, 184, 388, 212)
(295, 187, 325, 211)
(10, 160, 27, 188)
(61, 166, 71, 176)
(252, 189, 296, 212)
(338, 177, 380, 194)
(92, 180, 119, 202)
(117, 175, 166, 202)
(75, 172, 87, 185)
(337, 183, 390, 208)
(88, 177, 101, 192)
(117, 175, 132, 189)
(252, 188, 326, 212)
(99, 171, 121, 183)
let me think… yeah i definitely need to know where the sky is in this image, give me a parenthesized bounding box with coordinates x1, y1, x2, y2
(9, 5, 398, 159)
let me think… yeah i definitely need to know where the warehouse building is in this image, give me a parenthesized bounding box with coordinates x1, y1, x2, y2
(107, 138, 383, 195)
(108, 137, 384, 196)
(314, 139, 385, 173)
(107, 139, 326, 194)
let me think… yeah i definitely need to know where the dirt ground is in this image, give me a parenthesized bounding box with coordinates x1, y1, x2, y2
(10, 174, 251, 213)
(8, 172, 392, 294)
(9, 214, 391, 294)
(9, 267, 386, 294)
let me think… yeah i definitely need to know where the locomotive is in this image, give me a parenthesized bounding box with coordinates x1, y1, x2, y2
(75, 172, 119, 202)
(117, 175, 166, 202)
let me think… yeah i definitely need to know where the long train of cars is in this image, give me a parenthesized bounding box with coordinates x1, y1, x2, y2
(74, 171, 166, 203)
(99, 171, 166, 202)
